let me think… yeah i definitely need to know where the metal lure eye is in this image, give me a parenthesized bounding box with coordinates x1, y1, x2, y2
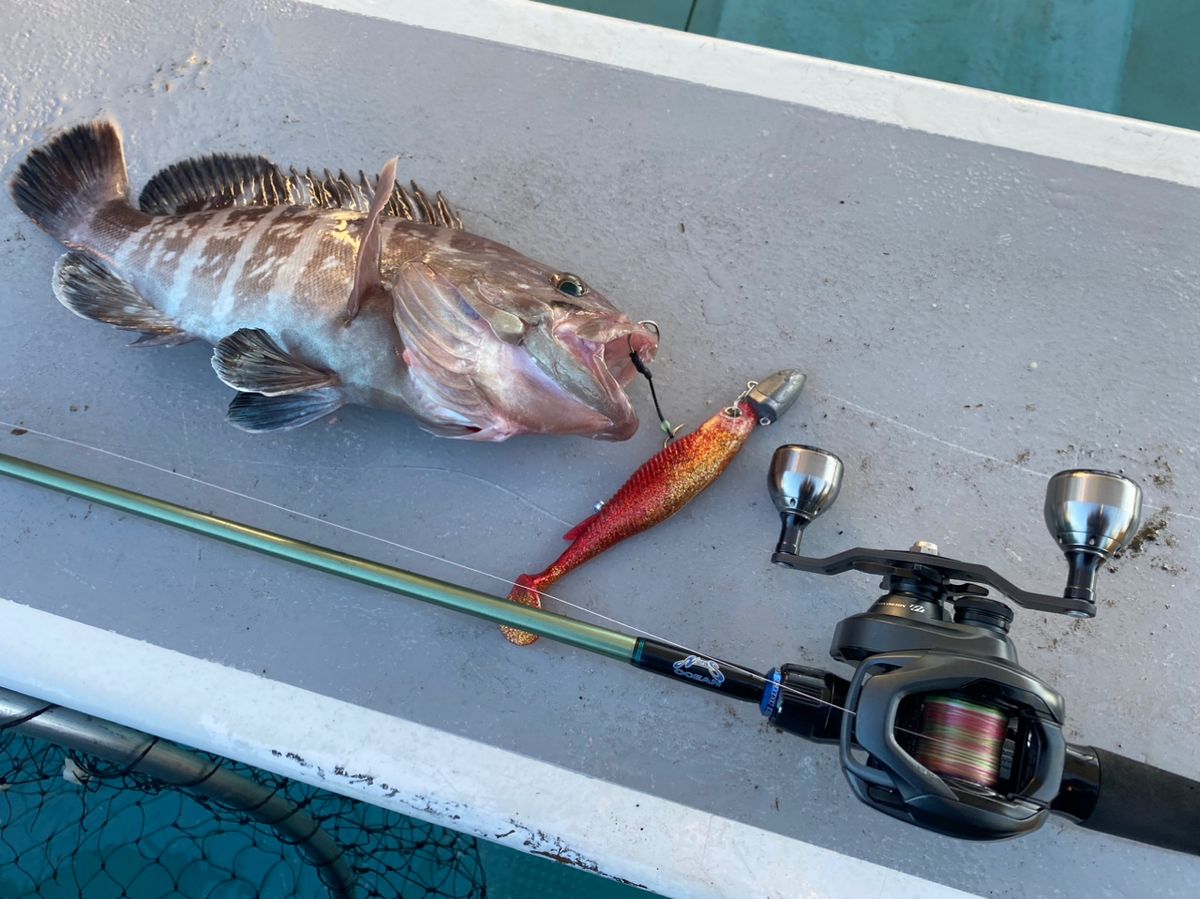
(552, 272, 588, 297)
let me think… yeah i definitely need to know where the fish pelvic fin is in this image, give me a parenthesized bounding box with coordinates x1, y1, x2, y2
(501, 573, 544, 646)
(11, 120, 132, 243)
(212, 328, 338, 395)
(225, 388, 344, 433)
(53, 251, 188, 345)
(347, 157, 397, 323)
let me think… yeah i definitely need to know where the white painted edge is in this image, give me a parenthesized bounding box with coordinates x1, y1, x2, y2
(0, 596, 975, 898)
(304, 0, 1200, 188)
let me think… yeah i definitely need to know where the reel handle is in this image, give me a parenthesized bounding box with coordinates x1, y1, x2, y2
(1056, 745, 1200, 856)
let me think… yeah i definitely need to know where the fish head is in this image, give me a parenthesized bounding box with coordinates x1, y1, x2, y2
(477, 267, 659, 440)
(410, 235, 659, 440)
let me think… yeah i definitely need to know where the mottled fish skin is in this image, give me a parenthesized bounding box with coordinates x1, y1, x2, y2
(95, 204, 421, 414)
(12, 121, 659, 440)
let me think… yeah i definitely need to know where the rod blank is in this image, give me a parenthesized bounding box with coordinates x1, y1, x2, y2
(0, 452, 638, 661)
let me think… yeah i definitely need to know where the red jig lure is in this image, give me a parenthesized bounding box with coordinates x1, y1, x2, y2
(502, 370, 806, 645)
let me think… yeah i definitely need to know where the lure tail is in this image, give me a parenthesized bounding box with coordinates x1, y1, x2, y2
(501, 574, 546, 646)
(11, 121, 133, 244)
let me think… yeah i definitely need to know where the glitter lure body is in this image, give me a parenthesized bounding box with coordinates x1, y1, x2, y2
(502, 370, 806, 644)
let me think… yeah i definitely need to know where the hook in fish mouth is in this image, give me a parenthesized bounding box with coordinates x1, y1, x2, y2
(565, 319, 659, 439)
(508, 316, 660, 440)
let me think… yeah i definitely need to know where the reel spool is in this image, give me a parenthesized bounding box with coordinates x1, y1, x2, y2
(912, 695, 1010, 791)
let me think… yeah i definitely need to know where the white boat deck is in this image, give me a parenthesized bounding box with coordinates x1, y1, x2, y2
(1, 1, 1197, 896)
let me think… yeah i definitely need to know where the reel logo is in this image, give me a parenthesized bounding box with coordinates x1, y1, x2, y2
(672, 655, 726, 687)
(877, 599, 931, 616)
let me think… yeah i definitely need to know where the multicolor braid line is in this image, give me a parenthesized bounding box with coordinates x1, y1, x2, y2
(914, 694, 1009, 789)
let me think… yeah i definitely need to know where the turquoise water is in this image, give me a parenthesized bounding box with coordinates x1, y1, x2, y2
(478, 841, 652, 898)
(541, 0, 1200, 132)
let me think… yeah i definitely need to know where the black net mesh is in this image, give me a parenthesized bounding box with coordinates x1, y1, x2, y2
(0, 723, 487, 898)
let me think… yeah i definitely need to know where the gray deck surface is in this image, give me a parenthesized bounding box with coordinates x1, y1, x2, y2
(2, 1, 1198, 896)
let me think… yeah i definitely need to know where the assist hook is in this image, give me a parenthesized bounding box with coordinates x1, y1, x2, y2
(628, 321, 682, 447)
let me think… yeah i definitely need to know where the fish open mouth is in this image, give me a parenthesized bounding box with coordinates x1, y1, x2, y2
(555, 318, 660, 440)
(603, 325, 658, 389)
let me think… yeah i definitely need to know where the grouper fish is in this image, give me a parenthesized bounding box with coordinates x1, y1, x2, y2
(11, 121, 659, 440)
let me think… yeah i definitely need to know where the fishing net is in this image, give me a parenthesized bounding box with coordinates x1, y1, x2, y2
(0, 718, 487, 899)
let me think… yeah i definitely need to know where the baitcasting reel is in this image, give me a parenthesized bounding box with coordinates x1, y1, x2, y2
(759, 445, 1154, 842)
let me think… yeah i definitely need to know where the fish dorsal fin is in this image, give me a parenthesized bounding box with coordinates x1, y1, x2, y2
(289, 167, 462, 228)
(139, 153, 464, 228)
(138, 154, 292, 215)
(346, 157, 398, 323)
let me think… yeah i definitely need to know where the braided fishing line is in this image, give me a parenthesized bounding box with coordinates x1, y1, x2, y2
(0, 420, 1002, 759)
(913, 695, 1009, 790)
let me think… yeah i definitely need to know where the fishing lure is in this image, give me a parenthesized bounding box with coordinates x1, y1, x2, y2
(501, 370, 806, 644)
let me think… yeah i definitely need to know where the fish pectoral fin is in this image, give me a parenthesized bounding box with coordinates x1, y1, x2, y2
(138, 154, 290, 215)
(225, 389, 344, 433)
(53, 251, 187, 343)
(346, 156, 398, 323)
(212, 328, 338, 395)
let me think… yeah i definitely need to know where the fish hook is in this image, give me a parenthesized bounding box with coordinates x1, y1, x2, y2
(627, 322, 681, 447)
(660, 420, 684, 449)
(638, 320, 662, 340)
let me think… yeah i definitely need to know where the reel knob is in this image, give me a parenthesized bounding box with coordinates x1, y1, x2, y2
(1044, 469, 1142, 556)
(1044, 469, 1142, 615)
(768, 445, 844, 555)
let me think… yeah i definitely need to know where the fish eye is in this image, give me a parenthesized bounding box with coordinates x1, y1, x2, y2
(552, 272, 588, 297)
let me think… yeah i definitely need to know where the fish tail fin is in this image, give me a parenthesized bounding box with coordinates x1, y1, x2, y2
(11, 120, 131, 242)
(501, 574, 545, 647)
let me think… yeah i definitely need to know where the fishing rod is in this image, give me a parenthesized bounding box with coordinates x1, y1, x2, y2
(0, 448, 1197, 856)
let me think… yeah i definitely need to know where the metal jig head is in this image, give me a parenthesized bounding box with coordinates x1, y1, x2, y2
(739, 370, 807, 425)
